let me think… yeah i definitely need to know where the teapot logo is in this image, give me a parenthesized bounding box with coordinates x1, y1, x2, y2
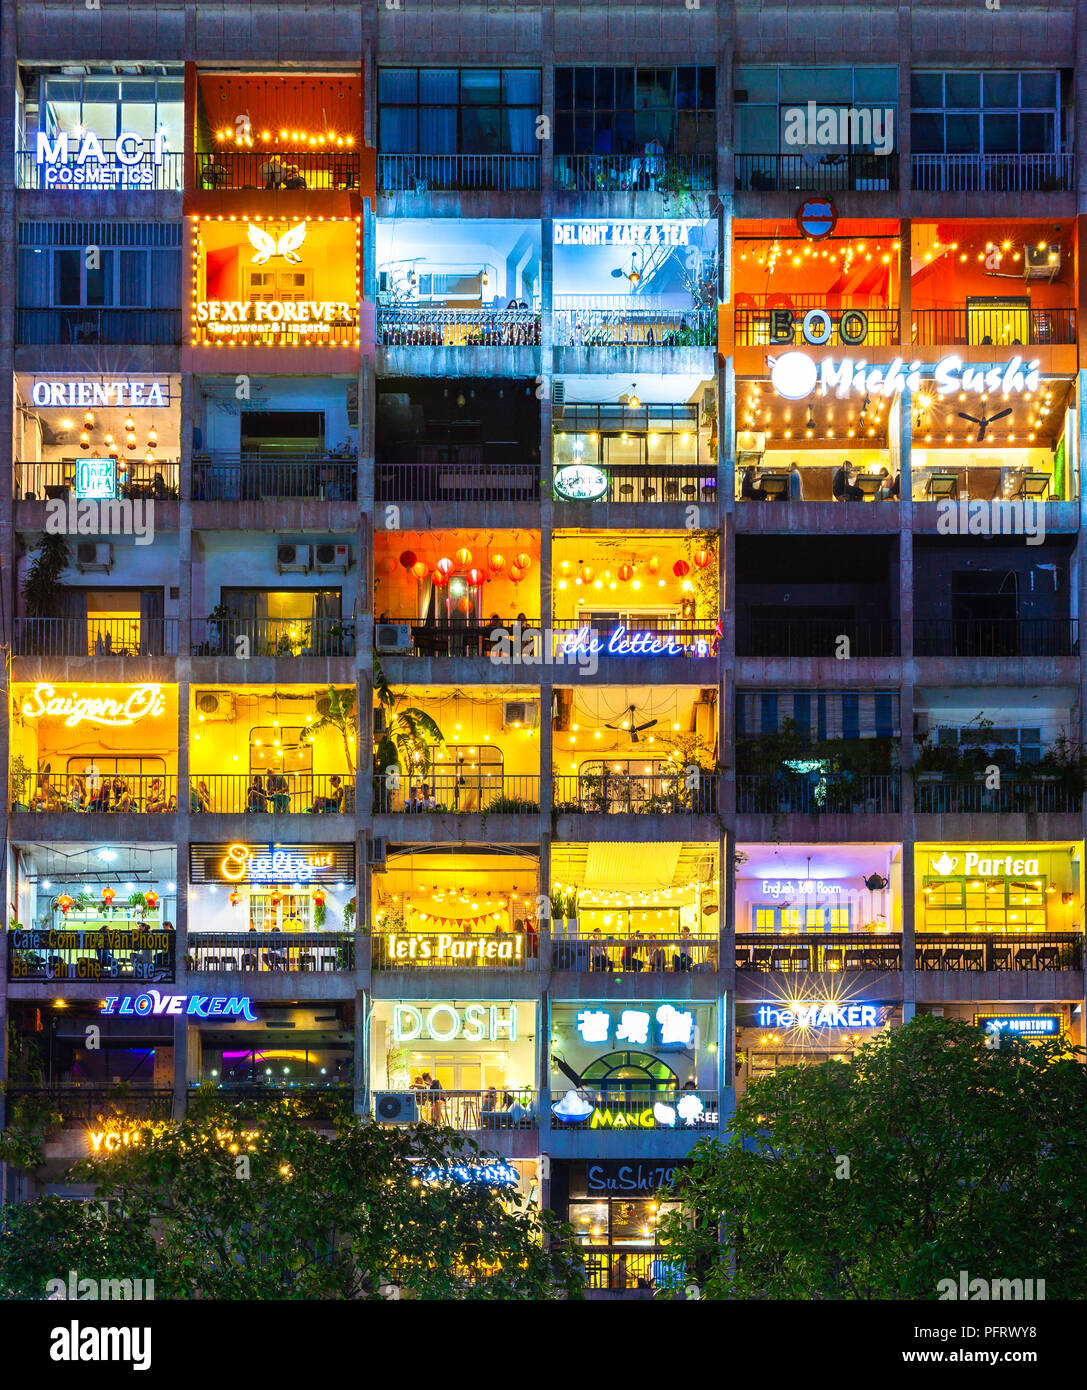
(931, 852, 958, 875)
(247, 222, 306, 265)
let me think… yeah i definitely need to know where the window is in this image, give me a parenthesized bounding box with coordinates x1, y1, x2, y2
(911, 71, 1066, 156)
(921, 875, 1047, 933)
(250, 889, 313, 933)
(17, 222, 181, 309)
(379, 68, 541, 155)
(34, 71, 184, 154)
(751, 902, 854, 932)
(734, 66, 897, 154)
(555, 66, 715, 156)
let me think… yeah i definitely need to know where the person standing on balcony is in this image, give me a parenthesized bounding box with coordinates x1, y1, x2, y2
(788, 461, 805, 501)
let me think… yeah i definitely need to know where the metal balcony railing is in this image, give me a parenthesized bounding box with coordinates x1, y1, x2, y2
(193, 149, 362, 191)
(373, 774, 540, 815)
(735, 934, 904, 972)
(737, 773, 901, 815)
(376, 1089, 541, 1130)
(375, 449, 540, 502)
(552, 464, 715, 505)
(914, 933, 1082, 971)
(14, 460, 180, 501)
(379, 152, 539, 191)
(552, 935, 718, 973)
(13, 617, 179, 658)
(191, 617, 355, 658)
(914, 618, 1078, 659)
(16, 308, 181, 346)
(735, 152, 897, 192)
(192, 454, 357, 502)
(911, 152, 1074, 193)
(914, 777, 1082, 814)
(580, 1246, 679, 1293)
(187, 933, 354, 972)
(551, 617, 718, 659)
(911, 308, 1076, 346)
(372, 931, 538, 969)
(554, 152, 714, 192)
(3, 1085, 175, 1121)
(553, 771, 718, 815)
(17, 148, 184, 191)
(189, 774, 353, 816)
(736, 617, 900, 658)
(734, 306, 900, 347)
(377, 306, 541, 347)
(379, 616, 539, 659)
(9, 925, 175, 983)
(553, 298, 714, 347)
(13, 773, 178, 814)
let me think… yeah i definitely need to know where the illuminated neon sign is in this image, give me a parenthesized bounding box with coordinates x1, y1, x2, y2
(575, 1004, 695, 1048)
(36, 130, 169, 188)
(553, 464, 609, 502)
(385, 933, 523, 964)
(588, 1095, 714, 1130)
(30, 379, 167, 408)
(419, 1162, 520, 1186)
(75, 458, 116, 501)
(20, 683, 166, 729)
(100, 991, 257, 1020)
(220, 844, 334, 884)
(393, 1003, 517, 1044)
(195, 300, 355, 338)
(929, 851, 1041, 877)
(554, 222, 692, 246)
(559, 625, 686, 658)
(756, 1002, 878, 1029)
(760, 879, 843, 898)
(977, 1015, 1060, 1037)
(769, 351, 1040, 402)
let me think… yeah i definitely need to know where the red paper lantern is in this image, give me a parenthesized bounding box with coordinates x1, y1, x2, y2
(410, 559, 428, 580)
(582, 566, 595, 584)
(617, 563, 634, 582)
(312, 889, 326, 908)
(229, 890, 242, 907)
(467, 567, 485, 587)
(515, 552, 532, 572)
(489, 553, 506, 574)
(56, 894, 74, 917)
(455, 547, 473, 568)
(673, 559, 690, 578)
(144, 890, 160, 911)
(647, 556, 660, 574)
(101, 886, 116, 907)
(436, 557, 453, 576)
(269, 891, 282, 908)
(508, 565, 526, 583)
(399, 550, 417, 571)
(692, 548, 713, 569)
(432, 567, 449, 587)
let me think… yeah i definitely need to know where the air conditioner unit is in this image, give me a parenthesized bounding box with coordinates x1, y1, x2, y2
(276, 543, 310, 574)
(194, 690, 236, 721)
(376, 622, 411, 653)
(315, 542, 351, 574)
(503, 701, 539, 730)
(75, 541, 112, 573)
(374, 1092, 417, 1123)
(1024, 244, 1061, 279)
(368, 836, 387, 868)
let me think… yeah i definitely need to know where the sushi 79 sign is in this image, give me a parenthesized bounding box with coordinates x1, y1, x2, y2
(554, 464, 609, 502)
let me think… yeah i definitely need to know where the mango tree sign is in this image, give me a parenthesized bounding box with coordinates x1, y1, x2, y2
(554, 464, 609, 502)
(36, 130, 170, 188)
(20, 682, 165, 729)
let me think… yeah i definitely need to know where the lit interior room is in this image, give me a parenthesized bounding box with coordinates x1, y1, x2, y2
(9, 999, 175, 1090)
(374, 686, 541, 812)
(14, 373, 180, 500)
(550, 841, 719, 971)
(11, 682, 179, 813)
(370, 999, 536, 1097)
(371, 846, 540, 968)
(914, 841, 1083, 939)
(552, 684, 718, 813)
(189, 684, 356, 815)
(186, 841, 355, 944)
(913, 686, 1079, 767)
(735, 1002, 902, 1098)
(193, 1003, 355, 1087)
(735, 842, 902, 937)
(549, 1000, 719, 1100)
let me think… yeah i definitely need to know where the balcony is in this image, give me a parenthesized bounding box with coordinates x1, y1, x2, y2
(737, 773, 900, 815)
(14, 460, 180, 502)
(914, 933, 1082, 971)
(13, 617, 179, 658)
(375, 450, 539, 503)
(914, 619, 1078, 659)
(915, 777, 1081, 815)
(911, 308, 1076, 347)
(9, 926, 175, 983)
(379, 616, 538, 659)
(378, 153, 539, 192)
(16, 308, 182, 347)
(187, 933, 354, 972)
(195, 1084, 353, 1120)
(377, 306, 541, 347)
(734, 305, 899, 348)
(735, 152, 897, 193)
(192, 454, 357, 503)
(189, 774, 353, 816)
(735, 934, 903, 972)
(191, 617, 355, 659)
(375, 1089, 540, 1130)
(372, 931, 538, 970)
(552, 934, 718, 973)
(373, 774, 541, 815)
(736, 617, 900, 659)
(911, 153, 1074, 194)
(553, 769, 718, 816)
(13, 772, 178, 815)
(553, 298, 713, 348)
(194, 150, 361, 192)
(17, 148, 184, 192)
(554, 152, 714, 193)
(5, 1085, 174, 1122)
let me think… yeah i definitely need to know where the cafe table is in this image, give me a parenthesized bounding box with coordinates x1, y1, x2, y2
(757, 471, 790, 498)
(1013, 472, 1051, 499)
(924, 472, 959, 500)
(853, 472, 886, 498)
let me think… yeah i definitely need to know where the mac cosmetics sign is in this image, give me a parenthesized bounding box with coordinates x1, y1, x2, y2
(768, 351, 1041, 402)
(36, 130, 170, 188)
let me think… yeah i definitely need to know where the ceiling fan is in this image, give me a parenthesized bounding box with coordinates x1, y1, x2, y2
(611, 249, 644, 285)
(958, 405, 1012, 442)
(605, 703, 658, 744)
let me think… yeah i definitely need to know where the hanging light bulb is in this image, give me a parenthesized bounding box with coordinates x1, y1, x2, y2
(104, 432, 115, 447)
(124, 415, 135, 433)
(147, 425, 158, 447)
(144, 450, 155, 466)
(126, 432, 137, 450)
(83, 410, 94, 429)
(79, 431, 91, 450)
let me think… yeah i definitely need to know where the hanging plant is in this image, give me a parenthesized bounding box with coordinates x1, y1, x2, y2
(128, 890, 148, 918)
(343, 896, 357, 931)
(313, 890, 327, 928)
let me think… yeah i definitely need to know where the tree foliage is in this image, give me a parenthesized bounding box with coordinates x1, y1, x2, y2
(658, 1016, 1087, 1299)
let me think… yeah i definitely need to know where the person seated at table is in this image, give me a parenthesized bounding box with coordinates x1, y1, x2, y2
(67, 774, 88, 811)
(407, 784, 424, 813)
(788, 460, 805, 501)
(739, 465, 766, 501)
(621, 940, 643, 972)
(268, 771, 291, 813)
(877, 466, 900, 500)
(524, 916, 538, 957)
(246, 775, 269, 813)
(682, 1077, 698, 1091)
(832, 460, 864, 502)
(647, 943, 667, 971)
(89, 777, 111, 813)
(673, 926, 694, 973)
(111, 776, 133, 813)
(146, 777, 168, 813)
(422, 783, 437, 811)
(482, 1086, 499, 1116)
(589, 929, 611, 972)
(191, 779, 212, 813)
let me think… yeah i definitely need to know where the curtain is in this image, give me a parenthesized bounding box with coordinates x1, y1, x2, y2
(380, 107, 417, 153)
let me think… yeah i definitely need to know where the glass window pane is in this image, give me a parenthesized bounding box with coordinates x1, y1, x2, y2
(696, 66, 716, 109)
(676, 66, 697, 110)
(736, 105, 778, 153)
(42, 78, 81, 105)
(614, 68, 634, 109)
(554, 67, 573, 109)
(594, 67, 614, 109)
(983, 113, 1018, 153)
(123, 103, 157, 139)
(780, 67, 851, 103)
(419, 69, 458, 104)
(82, 101, 119, 139)
(1019, 112, 1055, 153)
(911, 72, 944, 108)
(573, 67, 594, 105)
(555, 110, 574, 152)
(461, 106, 501, 152)
(853, 67, 897, 102)
(119, 79, 156, 102)
(418, 107, 456, 152)
(982, 72, 1019, 108)
(911, 112, 944, 153)
(461, 70, 500, 104)
(83, 78, 120, 102)
(945, 113, 980, 152)
(379, 69, 417, 103)
(946, 73, 980, 108)
(1020, 72, 1056, 107)
(734, 67, 778, 103)
(381, 107, 417, 152)
(503, 69, 540, 104)
(53, 249, 81, 305)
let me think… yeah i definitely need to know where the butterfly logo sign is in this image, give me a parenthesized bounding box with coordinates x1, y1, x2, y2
(247, 222, 307, 265)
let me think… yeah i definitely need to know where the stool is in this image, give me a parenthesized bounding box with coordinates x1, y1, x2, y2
(619, 483, 634, 502)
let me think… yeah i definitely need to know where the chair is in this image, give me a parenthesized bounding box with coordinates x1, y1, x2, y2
(663, 481, 680, 501)
(641, 485, 656, 502)
(1014, 947, 1038, 970)
(1035, 945, 1060, 970)
(961, 946, 984, 971)
(990, 944, 1013, 971)
(618, 483, 635, 502)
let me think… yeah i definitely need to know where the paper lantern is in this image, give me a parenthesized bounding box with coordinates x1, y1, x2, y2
(618, 563, 634, 582)
(508, 565, 526, 583)
(673, 559, 690, 578)
(229, 890, 242, 907)
(269, 891, 282, 908)
(399, 550, 417, 571)
(515, 552, 532, 572)
(101, 886, 116, 907)
(692, 548, 713, 569)
(144, 890, 160, 911)
(410, 560, 428, 580)
(489, 553, 506, 574)
(582, 566, 595, 584)
(647, 556, 660, 573)
(432, 567, 449, 587)
(455, 547, 473, 568)
(436, 557, 454, 576)
(55, 894, 74, 917)
(467, 567, 485, 587)
(312, 889, 326, 908)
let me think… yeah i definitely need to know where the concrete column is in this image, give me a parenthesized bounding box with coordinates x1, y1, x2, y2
(355, 988, 368, 1117)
